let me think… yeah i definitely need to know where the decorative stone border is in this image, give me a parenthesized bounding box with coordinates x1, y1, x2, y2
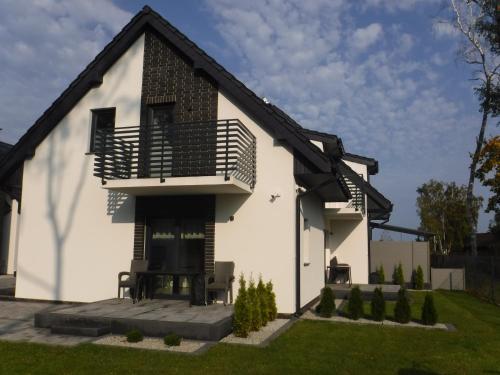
(220, 318, 295, 347)
(93, 335, 212, 354)
(301, 310, 455, 331)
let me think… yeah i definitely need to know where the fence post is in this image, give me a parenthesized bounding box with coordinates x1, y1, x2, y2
(491, 255, 495, 303)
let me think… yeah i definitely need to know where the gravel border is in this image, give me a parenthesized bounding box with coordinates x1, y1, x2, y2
(220, 318, 294, 346)
(301, 310, 452, 331)
(93, 335, 210, 354)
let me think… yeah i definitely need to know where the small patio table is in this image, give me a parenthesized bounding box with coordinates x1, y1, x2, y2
(134, 270, 201, 305)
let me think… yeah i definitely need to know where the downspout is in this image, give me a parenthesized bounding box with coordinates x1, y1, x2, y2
(295, 178, 336, 315)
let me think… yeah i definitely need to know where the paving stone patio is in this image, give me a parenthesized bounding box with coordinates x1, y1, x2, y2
(0, 300, 94, 346)
(35, 298, 234, 341)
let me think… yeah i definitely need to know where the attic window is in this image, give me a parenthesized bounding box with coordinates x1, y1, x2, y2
(89, 108, 116, 152)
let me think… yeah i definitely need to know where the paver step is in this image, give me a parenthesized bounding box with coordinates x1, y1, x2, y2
(51, 325, 110, 337)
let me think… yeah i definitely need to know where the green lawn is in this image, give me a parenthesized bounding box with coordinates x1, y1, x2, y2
(0, 291, 499, 374)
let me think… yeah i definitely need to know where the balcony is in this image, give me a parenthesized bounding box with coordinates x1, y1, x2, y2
(325, 174, 365, 220)
(93, 119, 256, 195)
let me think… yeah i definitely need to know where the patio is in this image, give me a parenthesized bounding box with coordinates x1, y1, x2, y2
(35, 298, 233, 341)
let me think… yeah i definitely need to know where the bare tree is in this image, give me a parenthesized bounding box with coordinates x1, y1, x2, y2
(448, 0, 500, 255)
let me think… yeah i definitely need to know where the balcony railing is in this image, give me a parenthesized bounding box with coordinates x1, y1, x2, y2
(93, 119, 256, 188)
(345, 174, 365, 214)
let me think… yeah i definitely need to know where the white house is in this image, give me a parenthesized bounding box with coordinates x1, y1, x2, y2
(0, 6, 392, 315)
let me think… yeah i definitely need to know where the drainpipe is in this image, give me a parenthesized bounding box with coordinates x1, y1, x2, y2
(295, 178, 336, 315)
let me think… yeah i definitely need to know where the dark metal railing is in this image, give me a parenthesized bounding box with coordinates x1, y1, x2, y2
(93, 119, 256, 188)
(345, 174, 365, 214)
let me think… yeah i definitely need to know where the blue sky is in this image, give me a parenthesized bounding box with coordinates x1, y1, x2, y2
(0, 0, 498, 236)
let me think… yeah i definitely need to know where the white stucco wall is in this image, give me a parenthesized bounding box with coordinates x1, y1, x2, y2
(215, 92, 298, 314)
(326, 160, 369, 284)
(15, 35, 145, 302)
(300, 193, 325, 307)
(0, 198, 12, 274)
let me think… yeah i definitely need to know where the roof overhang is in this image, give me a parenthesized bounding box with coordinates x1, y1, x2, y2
(343, 153, 379, 175)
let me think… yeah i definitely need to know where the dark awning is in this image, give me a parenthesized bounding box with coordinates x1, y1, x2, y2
(295, 172, 350, 202)
(370, 222, 435, 239)
(336, 161, 392, 220)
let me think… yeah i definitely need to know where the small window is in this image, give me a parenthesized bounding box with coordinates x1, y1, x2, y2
(89, 108, 116, 152)
(303, 218, 311, 266)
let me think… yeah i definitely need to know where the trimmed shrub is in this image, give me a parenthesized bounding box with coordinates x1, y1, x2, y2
(257, 276, 269, 326)
(371, 287, 386, 322)
(414, 265, 424, 290)
(394, 288, 411, 324)
(164, 333, 182, 346)
(266, 281, 278, 321)
(421, 293, 438, 326)
(248, 278, 262, 331)
(393, 263, 405, 287)
(316, 287, 336, 318)
(233, 274, 251, 337)
(377, 265, 385, 284)
(126, 329, 143, 343)
(347, 286, 364, 320)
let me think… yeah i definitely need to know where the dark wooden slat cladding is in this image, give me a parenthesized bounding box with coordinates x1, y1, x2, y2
(133, 197, 146, 260)
(204, 221, 215, 275)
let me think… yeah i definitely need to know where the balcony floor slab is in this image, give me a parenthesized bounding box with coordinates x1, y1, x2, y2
(101, 175, 252, 195)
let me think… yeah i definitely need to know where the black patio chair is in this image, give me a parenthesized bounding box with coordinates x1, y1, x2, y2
(117, 260, 148, 299)
(205, 261, 235, 305)
(327, 257, 352, 286)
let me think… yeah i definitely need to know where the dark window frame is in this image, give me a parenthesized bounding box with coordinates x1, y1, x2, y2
(89, 107, 116, 153)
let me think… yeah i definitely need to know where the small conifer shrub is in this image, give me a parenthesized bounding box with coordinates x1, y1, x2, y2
(393, 262, 405, 287)
(316, 287, 336, 318)
(126, 329, 143, 343)
(414, 265, 424, 290)
(377, 265, 385, 284)
(233, 275, 251, 337)
(371, 287, 386, 321)
(257, 276, 269, 326)
(164, 333, 182, 346)
(248, 278, 262, 331)
(394, 288, 411, 324)
(266, 281, 278, 321)
(421, 293, 438, 326)
(347, 286, 364, 320)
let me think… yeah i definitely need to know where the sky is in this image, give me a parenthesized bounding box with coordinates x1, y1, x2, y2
(0, 0, 498, 237)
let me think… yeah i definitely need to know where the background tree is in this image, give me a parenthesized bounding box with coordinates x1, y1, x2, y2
(476, 135, 500, 235)
(417, 180, 482, 253)
(447, 0, 500, 254)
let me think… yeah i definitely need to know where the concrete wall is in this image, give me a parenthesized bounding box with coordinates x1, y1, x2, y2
(431, 268, 465, 290)
(370, 241, 430, 283)
(326, 160, 369, 284)
(14, 35, 145, 302)
(215, 91, 297, 314)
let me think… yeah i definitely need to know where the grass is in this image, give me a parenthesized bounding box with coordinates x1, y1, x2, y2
(0, 291, 499, 374)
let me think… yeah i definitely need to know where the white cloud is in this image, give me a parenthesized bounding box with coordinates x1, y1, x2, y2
(351, 23, 384, 51)
(206, 0, 492, 229)
(0, 0, 131, 142)
(432, 22, 459, 39)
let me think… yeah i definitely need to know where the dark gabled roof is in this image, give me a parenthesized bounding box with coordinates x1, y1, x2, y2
(0, 5, 331, 182)
(343, 152, 379, 175)
(0, 142, 12, 157)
